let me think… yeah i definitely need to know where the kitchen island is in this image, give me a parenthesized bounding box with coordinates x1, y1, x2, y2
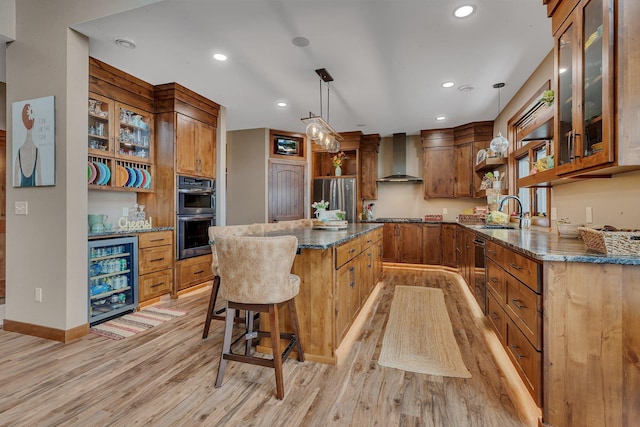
(255, 223, 384, 364)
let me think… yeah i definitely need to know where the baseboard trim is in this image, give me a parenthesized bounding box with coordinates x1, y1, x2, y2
(3, 319, 89, 343)
(383, 262, 458, 273)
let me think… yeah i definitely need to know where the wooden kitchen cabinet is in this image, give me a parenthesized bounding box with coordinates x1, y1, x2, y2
(382, 223, 423, 264)
(422, 223, 442, 265)
(421, 122, 492, 199)
(485, 239, 543, 405)
(441, 224, 457, 268)
(175, 254, 213, 291)
(176, 113, 216, 178)
(138, 230, 173, 303)
(360, 134, 380, 200)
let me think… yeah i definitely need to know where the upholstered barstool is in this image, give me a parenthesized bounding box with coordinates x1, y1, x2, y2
(202, 224, 258, 339)
(213, 234, 304, 400)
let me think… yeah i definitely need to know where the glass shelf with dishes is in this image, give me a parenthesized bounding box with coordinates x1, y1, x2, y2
(88, 93, 114, 156)
(115, 103, 153, 164)
(88, 236, 138, 325)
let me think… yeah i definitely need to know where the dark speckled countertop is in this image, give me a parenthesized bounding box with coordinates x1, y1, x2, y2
(253, 223, 384, 250)
(365, 218, 640, 265)
(88, 226, 174, 239)
(465, 224, 640, 265)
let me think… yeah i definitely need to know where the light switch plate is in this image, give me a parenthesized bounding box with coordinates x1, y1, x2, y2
(586, 207, 593, 224)
(550, 207, 557, 221)
(15, 201, 28, 215)
(443, 208, 448, 215)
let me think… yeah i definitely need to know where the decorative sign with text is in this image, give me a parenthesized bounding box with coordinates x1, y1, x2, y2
(118, 216, 153, 231)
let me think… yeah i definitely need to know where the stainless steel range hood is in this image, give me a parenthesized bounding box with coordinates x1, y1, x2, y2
(377, 133, 423, 182)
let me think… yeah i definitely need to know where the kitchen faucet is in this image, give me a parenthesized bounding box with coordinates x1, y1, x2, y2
(498, 195, 524, 229)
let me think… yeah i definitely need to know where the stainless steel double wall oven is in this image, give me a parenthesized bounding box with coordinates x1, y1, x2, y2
(176, 175, 216, 260)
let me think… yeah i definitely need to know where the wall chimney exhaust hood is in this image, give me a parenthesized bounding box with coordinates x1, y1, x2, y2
(377, 133, 423, 182)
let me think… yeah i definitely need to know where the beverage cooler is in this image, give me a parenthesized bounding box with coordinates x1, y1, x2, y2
(88, 236, 138, 325)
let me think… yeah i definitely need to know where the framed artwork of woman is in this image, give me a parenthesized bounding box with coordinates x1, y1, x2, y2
(12, 96, 55, 187)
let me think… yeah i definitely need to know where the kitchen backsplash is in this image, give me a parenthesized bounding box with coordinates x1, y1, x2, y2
(88, 191, 137, 230)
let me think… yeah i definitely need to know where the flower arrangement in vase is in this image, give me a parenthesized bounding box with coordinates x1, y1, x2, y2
(332, 151, 346, 176)
(312, 200, 329, 218)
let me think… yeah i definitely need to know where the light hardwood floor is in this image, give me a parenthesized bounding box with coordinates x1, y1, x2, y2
(0, 268, 539, 426)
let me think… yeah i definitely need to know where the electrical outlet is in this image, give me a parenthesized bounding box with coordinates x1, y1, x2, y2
(551, 207, 557, 221)
(15, 201, 28, 215)
(442, 208, 448, 215)
(586, 207, 593, 224)
(35, 288, 43, 302)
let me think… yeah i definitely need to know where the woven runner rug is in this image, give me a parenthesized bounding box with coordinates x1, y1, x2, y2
(90, 306, 187, 340)
(378, 286, 471, 378)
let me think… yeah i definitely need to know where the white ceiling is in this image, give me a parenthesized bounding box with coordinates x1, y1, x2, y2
(72, 0, 553, 137)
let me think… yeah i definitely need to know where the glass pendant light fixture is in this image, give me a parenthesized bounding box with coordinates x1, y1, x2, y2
(301, 68, 342, 150)
(490, 83, 510, 156)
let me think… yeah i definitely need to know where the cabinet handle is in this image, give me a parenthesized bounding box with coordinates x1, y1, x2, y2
(490, 277, 499, 283)
(194, 270, 205, 275)
(573, 132, 581, 158)
(149, 238, 165, 242)
(349, 248, 356, 254)
(510, 345, 526, 360)
(508, 263, 523, 270)
(487, 250, 497, 255)
(150, 258, 165, 262)
(511, 299, 526, 309)
(490, 312, 500, 321)
(150, 282, 165, 288)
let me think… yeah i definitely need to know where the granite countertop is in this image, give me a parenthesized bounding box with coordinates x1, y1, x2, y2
(256, 223, 384, 250)
(464, 225, 640, 265)
(88, 226, 173, 239)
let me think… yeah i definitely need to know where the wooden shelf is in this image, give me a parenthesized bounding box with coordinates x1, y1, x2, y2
(518, 168, 558, 188)
(475, 157, 506, 172)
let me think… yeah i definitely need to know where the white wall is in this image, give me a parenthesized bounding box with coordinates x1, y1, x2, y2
(5, 0, 164, 332)
(226, 128, 268, 225)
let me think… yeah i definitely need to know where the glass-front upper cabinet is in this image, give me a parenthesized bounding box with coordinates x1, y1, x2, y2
(115, 103, 153, 164)
(554, 0, 614, 175)
(88, 93, 114, 156)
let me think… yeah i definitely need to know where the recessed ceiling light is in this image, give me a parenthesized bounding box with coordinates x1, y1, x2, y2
(454, 5, 475, 18)
(458, 84, 475, 93)
(292, 36, 310, 47)
(276, 101, 288, 108)
(436, 116, 447, 121)
(114, 38, 136, 49)
(441, 81, 455, 88)
(356, 124, 367, 127)
(213, 53, 227, 61)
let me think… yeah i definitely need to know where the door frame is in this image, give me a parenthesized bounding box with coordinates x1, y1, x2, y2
(267, 158, 308, 223)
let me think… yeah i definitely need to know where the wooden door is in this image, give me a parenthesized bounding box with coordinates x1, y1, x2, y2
(423, 147, 454, 198)
(268, 160, 305, 223)
(423, 224, 442, 265)
(360, 150, 378, 200)
(397, 224, 423, 264)
(335, 258, 356, 342)
(0, 130, 5, 298)
(381, 223, 397, 262)
(454, 143, 473, 197)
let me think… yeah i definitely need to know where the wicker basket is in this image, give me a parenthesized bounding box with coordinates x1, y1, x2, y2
(578, 227, 640, 255)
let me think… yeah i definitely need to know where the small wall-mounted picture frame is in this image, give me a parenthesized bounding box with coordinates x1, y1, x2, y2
(270, 131, 305, 159)
(274, 135, 300, 156)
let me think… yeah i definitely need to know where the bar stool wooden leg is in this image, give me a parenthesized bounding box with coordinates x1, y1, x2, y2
(287, 299, 304, 362)
(269, 304, 284, 400)
(202, 275, 221, 339)
(215, 306, 235, 388)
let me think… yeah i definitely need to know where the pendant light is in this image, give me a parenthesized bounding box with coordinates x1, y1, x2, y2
(490, 83, 509, 156)
(301, 68, 342, 153)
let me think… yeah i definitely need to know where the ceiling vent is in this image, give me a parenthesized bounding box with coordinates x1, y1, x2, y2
(377, 133, 423, 183)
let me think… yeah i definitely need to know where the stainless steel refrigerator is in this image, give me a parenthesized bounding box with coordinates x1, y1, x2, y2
(313, 177, 357, 223)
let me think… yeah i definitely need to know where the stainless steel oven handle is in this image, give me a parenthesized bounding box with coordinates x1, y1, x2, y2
(177, 214, 216, 221)
(211, 194, 216, 211)
(177, 188, 214, 194)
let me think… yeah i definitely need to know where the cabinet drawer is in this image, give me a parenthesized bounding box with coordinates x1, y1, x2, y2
(486, 240, 541, 292)
(336, 238, 361, 268)
(487, 292, 506, 345)
(139, 269, 173, 301)
(486, 258, 505, 305)
(505, 274, 542, 350)
(485, 240, 500, 261)
(506, 317, 542, 406)
(177, 255, 213, 290)
(139, 245, 173, 275)
(138, 231, 173, 249)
